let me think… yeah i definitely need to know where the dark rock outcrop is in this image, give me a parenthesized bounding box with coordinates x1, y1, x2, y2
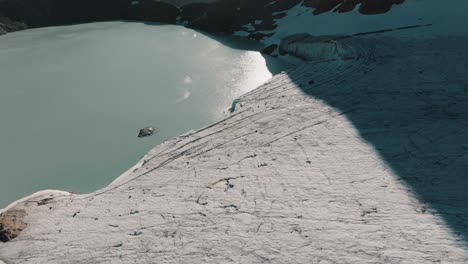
(0, 0, 129, 29)
(127, 0, 179, 24)
(138, 127, 155, 138)
(278, 33, 359, 61)
(303, 0, 405, 15)
(178, 0, 404, 40)
(180, 0, 301, 33)
(0, 0, 406, 38)
(0, 0, 178, 34)
(0, 210, 26, 242)
(0, 15, 27, 33)
(260, 44, 278, 55)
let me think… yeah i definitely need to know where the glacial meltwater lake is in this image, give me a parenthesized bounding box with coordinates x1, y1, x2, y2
(0, 22, 285, 207)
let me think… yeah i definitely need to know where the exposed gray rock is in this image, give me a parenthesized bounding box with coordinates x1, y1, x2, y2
(0, 209, 26, 242)
(0, 16, 27, 35)
(138, 127, 156, 138)
(279, 33, 357, 61)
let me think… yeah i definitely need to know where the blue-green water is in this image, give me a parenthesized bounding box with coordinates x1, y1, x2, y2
(0, 22, 285, 207)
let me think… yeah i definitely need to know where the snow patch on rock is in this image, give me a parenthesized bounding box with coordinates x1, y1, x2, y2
(257, 0, 468, 46)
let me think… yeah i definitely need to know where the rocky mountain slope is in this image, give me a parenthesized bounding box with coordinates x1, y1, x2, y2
(0, 0, 404, 36)
(1, 0, 468, 263)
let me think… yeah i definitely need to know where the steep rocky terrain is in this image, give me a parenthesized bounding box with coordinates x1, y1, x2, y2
(0, 0, 404, 36)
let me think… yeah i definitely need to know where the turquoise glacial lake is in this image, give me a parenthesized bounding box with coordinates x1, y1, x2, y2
(0, 22, 285, 207)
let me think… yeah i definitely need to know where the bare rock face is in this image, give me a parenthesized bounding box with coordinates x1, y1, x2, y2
(0, 0, 177, 33)
(303, 0, 405, 15)
(0, 0, 129, 28)
(260, 44, 278, 55)
(138, 127, 155, 138)
(279, 34, 358, 61)
(180, 0, 302, 33)
(0, 210, 26, 242)
(0, 16, 27, 35)
(0, 0, 407, 40)
(127, 0, 179, 24)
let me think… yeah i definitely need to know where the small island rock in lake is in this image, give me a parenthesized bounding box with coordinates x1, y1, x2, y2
(137, 126, 156, 138)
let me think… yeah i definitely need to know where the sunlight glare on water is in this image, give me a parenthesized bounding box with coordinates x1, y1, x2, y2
(0, 22, 286, 207)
